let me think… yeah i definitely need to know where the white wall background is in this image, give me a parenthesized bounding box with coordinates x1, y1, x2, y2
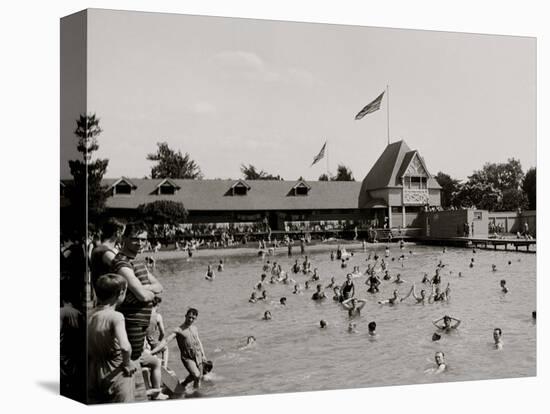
(0, 1, 547, 413)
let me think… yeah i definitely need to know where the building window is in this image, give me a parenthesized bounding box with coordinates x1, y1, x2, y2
(159, 184, 175, 195)
(234, 185, 248, 196)
(295, 186, 308, 196)
(114, 183, 132, 194)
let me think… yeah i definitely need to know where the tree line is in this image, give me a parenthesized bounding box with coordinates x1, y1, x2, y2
(435, 160, 535, 212)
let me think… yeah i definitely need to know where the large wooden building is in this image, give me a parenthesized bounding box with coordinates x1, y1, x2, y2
(65, 140, 441, 231)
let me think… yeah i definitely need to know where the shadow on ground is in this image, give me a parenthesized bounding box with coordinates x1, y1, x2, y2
(36, 381, 59, 395)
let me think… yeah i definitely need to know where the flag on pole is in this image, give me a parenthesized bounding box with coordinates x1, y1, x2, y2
(355, 91, 385, 120)
(311, 142, 327, 166)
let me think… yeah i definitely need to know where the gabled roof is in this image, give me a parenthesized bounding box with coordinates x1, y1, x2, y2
(230, 180, 251, 190)
(101, 179, 364, 211)
(292, 180, 311, 190)
(363, 140, 441, 190)
(363, 140, 412, 189)
(110, 177, 138, 189)
(155, 178, 180, 189)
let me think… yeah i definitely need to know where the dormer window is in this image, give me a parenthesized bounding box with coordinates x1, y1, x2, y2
(290, 181, 311, 196)
(115, 182, 132, 194)
(160, 184, 175, 195)
(153, 179, 180, 195)
(111, 178, 137, 195)
(229, 180, 251, 196)
(234, 185, 247, 195)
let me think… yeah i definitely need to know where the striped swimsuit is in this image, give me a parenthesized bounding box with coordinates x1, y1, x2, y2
(112, 254, 153, 360)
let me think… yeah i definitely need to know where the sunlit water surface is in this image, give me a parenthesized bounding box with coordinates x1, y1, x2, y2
(151, 244, 536, 398)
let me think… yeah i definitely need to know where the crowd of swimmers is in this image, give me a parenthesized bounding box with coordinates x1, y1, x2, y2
(61, 221, 535, 403)
(236, 240, 535, 376)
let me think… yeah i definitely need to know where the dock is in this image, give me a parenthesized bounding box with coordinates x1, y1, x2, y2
(412, 236, 536, 252)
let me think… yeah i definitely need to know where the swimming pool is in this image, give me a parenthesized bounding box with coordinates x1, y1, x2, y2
(152, 243, 536, 398)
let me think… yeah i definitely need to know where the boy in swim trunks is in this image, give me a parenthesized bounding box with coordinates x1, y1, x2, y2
(173, 308, 208, 389)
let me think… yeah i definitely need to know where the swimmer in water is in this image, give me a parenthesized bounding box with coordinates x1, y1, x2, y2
(500, 279, 509, 294)
(458, 272, 463, 278)
(311, 268, 320, 281)
(393, 273, 406, 284)
(330, 251, 335, 261)
(341, 259, 348, 269)
(378, 289, 403, 305)
(383, 270, 392, 281)
(433, 315, 461, 332)
(325, 276, 337, 289)
(421, 272, 431, 284)
(263, 311, 272, 320)
(492, 264, 497, 272)
(532, 311, 536, 320)
(431, 268, 442, 286)
(348, 322, 358, 334)
(293, 284, 301, 294)
(366, 273, 381, 293)
(304, 280, 311, 290)
(320, 320, 327, 329)
(341, 274, 355, 300)
(493, 328, 503, 350)
(279, 297, 287, 306)
(217, 259, 224, 272)
(257, 273, 268, 288)
(342, 298, 366, 318)
(311, 284, 327, 301)
(333, 286, 342, 302)
(368, 321, 377, 337)
(257, 290, 268, 301)
(205, 264, 215, 280)
(469, 258, 474, 268)
(432, 333, 441, 341)
(434, 351, 446, 373)
(403, 284, 427, 304)
(240, 336, 256, 350)
(248, 292, 257, 303)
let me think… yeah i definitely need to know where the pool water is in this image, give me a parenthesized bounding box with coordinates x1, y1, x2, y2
(152, 244, 536, 398)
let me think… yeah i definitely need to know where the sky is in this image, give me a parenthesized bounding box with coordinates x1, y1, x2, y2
(61, 9, 536, 181)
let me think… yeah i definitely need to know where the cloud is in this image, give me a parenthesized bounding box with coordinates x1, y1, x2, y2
(212, 50, 279, 82)
(212, 50, 321, 88)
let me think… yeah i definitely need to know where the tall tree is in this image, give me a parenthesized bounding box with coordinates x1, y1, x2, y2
(333, 164, 355, 181)
(452, 181, 502, 211)
(147, 142, 203, 179)
(469, 158, 524, 192)
(435, 172, 460, 208)
(240, 164, 281, 180)
(522, 167, 536, 210)
(453, 159, 527, 211)
(137, 200, 188, 239)
(318, 173, 330, 181)
(67, 114, 109, 225)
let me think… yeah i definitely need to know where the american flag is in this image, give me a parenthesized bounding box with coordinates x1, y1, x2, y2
(355, 91, 385, 120)
(311, 142, 327, 166)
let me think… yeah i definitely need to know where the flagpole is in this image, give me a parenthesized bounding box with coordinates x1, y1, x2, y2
(386, 84, 390, 145)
